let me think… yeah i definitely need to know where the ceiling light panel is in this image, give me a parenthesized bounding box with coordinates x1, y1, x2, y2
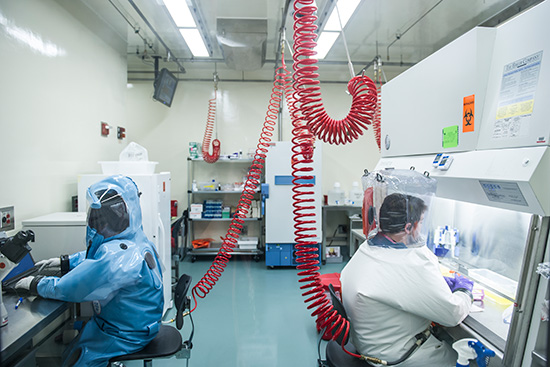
(314, 31, 340, 59)
(163, 0, 196, 27)
(324, 0, 362, 31)
(180, 28, 209, 57)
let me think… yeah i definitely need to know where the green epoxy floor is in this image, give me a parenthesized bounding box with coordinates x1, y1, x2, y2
(124, 255, 345, 367)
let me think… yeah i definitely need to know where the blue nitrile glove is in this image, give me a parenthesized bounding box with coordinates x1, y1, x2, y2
(450, 274, 474, 299)
(443, 275, 455, 289)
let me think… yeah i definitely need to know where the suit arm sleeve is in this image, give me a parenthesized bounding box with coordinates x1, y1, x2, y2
(69, 251, 87, 269)
(38, 247, 142, 302)
(383, 251, 472, 327)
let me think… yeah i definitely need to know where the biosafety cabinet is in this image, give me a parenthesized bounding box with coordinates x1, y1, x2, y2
(378, 1, 550, 366)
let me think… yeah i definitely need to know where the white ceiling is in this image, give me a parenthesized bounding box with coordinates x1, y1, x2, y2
(66, 0, 541, 83)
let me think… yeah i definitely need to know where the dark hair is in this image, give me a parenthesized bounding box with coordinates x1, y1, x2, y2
(378, 193, 427, 234)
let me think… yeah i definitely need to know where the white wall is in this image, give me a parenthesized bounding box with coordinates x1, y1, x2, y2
(0, 0, 129, 230)
(0, 0, 380, 235)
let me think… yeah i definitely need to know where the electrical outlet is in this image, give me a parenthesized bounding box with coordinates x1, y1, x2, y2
(0, 206, 15, 231)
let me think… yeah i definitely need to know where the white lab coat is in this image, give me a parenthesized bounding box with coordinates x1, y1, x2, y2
(340, 238, 472, 367)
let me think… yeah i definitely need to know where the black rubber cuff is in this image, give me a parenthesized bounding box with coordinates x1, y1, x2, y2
(60, 254, 70, 275)
(30, 275, 45, 296)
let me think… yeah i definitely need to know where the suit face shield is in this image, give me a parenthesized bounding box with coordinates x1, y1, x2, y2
(87, 189, 130, 239)
(361, 169, 436, 248)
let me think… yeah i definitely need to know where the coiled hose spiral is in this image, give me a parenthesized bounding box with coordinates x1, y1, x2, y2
(291, 0, 377, 360)
(190, 60, 292, 312)
(202, 88, 221, 163)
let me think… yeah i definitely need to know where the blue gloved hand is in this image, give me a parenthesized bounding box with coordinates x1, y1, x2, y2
(452, 274, 474, 293)
(448, 274, 474, 300)
(443, 276, 455, 289)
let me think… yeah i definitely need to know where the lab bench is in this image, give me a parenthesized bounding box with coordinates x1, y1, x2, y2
(1, 294, 69, 366)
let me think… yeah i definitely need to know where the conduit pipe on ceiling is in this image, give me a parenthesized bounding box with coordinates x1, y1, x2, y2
(386, 0, 444, 61)
(125, 0, 187, 73)
(273, 0, 294, 78)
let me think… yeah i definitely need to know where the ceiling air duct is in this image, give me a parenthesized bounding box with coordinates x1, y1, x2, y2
(216, 18, 267, 71)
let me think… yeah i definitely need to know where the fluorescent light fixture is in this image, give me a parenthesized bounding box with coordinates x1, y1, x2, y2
(163, 0, 196, 27)
(180, 29, 209, 57)
(314, 31, 340, 59)
(324, 0, 361, 31)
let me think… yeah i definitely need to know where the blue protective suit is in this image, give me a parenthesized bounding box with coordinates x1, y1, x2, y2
(35, 175, 164, 367)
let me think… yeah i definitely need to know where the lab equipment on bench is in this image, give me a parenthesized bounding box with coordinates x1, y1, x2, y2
(434, 225, 460, 258)
(347, 181, 363, 206)
(327, 182, 345, 205)
(0, 230, 34, 326)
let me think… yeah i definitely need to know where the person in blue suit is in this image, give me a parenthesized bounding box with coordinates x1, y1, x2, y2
(15, 175, 164, 366)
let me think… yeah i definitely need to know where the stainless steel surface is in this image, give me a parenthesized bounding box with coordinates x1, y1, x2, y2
(504, 216, 549, 367)
(216, 18, 267, 71)
(0, 294, 68, 365)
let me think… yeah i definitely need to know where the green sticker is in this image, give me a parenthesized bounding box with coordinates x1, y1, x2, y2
(442, 125, 459, 148)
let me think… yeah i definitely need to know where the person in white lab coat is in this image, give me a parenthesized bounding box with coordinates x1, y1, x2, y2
(340, 193, 473, 367)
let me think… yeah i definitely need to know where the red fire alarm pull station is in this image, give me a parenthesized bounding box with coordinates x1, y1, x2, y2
(101, 122, 110, 136)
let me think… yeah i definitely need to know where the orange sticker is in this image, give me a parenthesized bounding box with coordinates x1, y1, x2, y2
(463, 95, 475, 132)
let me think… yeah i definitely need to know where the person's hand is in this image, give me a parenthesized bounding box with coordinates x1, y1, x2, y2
(35, 257, 61, 269)
(15, 276, 34, 290)
(443, 276, 455, 289)
(444, 274, 474, 293)
(452, 275, 474, 293)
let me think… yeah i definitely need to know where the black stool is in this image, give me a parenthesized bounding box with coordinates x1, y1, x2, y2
(109, 325, 182, 367)
(108, 274, 193, 367)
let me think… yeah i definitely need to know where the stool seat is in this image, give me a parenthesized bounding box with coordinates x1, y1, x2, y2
(110, 325, 182, 363)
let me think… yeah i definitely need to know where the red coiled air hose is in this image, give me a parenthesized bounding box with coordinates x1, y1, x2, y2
(202, 88, 221, 163)
(190, 60, 292, 312)
(292, 2, 377, 145)
(373, 70, 382, 150)
(291, 0, 376, 360)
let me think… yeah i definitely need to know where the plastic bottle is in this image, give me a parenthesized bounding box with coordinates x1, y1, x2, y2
(327, 182, 346, 205)
(348, 181, 363, 206)
(192, 180, 197, 192)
